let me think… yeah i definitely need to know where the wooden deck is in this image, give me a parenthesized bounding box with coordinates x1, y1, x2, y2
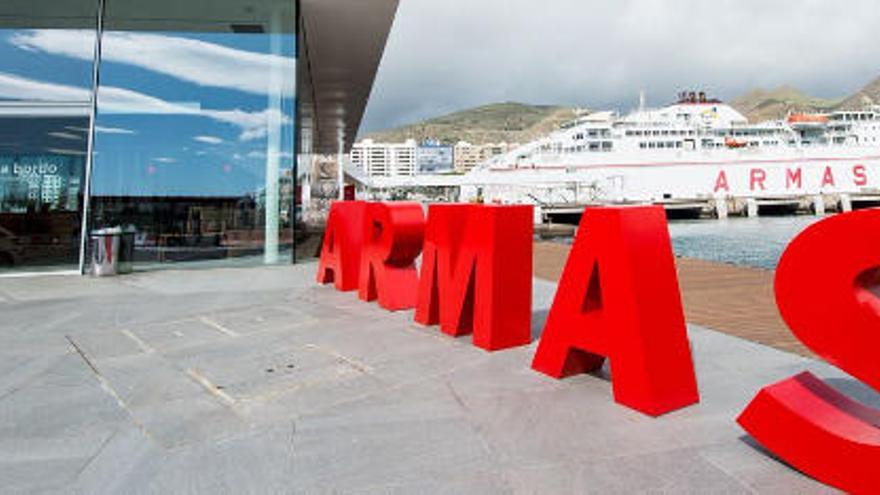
(533, 241, 812, 357)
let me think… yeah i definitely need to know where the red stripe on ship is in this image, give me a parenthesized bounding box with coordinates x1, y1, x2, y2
(489, 155, 880, 171)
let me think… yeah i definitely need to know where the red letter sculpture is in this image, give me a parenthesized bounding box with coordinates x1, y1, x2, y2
(738, 209, 880, 493)
(358, 202, 425, 311)
(415, 204, 533, 351)
(316, 201, 367, 291)
(531, 206, 699, 416)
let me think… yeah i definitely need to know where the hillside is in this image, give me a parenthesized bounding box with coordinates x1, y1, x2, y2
(362, 102, 578, 145)
(729, 85, 841, 122)
(362, 77, 880, 144)
(838, 76, 880, 109)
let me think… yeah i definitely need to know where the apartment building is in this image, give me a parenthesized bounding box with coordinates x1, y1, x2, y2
(351, 139, 418, 177)
(453, 141, 483, 173)
(453, 141, 522, 172)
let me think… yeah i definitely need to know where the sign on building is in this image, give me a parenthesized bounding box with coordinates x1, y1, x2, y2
(0, 154, 82, 213)
(416, 141, 454, 174)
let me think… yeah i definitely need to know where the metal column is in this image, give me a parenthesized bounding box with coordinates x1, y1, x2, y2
(264, 9, 284, 264)
(77, 0, 106, 274)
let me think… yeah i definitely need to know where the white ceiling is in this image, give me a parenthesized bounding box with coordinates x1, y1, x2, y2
(299, 0, 399, 154)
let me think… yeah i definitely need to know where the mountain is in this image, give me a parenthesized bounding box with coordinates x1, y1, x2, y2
(838, 76, 880, 110)
(730, 77, 880, 121)
(362, 102, 578, 145)
(362, 77, 880, 144)
(729, 85, 841, 123)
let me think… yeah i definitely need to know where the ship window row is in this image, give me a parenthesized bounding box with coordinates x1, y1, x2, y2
(574, 130, 611, 140)
(626, 129, 695, 137)
(722, 129, 779, 137)
(639, 141, 682, 149)
(832, 113, 876, 122)
(697, 140, 779, 148)
(561, 142, 613, 152)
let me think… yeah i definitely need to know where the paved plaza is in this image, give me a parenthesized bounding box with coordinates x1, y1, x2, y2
(0, 263, 866, 493)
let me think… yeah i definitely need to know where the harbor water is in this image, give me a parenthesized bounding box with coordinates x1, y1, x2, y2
(667, 215, 823, 270)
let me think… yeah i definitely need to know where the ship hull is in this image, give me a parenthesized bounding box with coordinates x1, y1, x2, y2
(468, 147, 880, 204)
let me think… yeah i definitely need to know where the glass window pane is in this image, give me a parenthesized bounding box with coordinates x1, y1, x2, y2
(0, 1, 97, 273)
(91, 0, 296, 270)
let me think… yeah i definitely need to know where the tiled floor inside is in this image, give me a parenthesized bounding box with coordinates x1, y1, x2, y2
(0, 263, 866, 493)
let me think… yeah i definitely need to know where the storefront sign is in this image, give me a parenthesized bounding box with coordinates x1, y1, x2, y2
(317, 200, 879, 491)
(415, 204, 533, 351)
(531, 206, 699, 416)
(738, 209, 880, 493)
(319, 201, 698, 410)
(316, 201, 367, 291)
(0, 154, 80, 212)
(357, 202, 425, 311)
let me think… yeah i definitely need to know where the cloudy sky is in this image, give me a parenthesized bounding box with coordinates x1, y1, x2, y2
(359, 0, 880, 133)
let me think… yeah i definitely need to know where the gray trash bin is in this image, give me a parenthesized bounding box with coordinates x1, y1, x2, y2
(91, 226, 137, 276)
(91, 227, 122, 276)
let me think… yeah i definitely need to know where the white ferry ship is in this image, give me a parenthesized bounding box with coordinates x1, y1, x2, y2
(463, 91, 880, 206)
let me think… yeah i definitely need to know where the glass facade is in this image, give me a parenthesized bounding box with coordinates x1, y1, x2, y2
(0, 1, 97, 272)
(0, 0, 297, 274)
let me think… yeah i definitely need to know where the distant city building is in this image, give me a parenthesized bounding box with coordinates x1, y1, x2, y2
(351, 139, 417, 178)
(453, 141, 482, 173)
(353, 139, 524, 176)
(416, 140, 454, 174)
(453, 141, 522, 173)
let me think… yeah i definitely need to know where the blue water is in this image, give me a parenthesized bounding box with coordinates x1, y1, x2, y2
(668, 216, 823, 270)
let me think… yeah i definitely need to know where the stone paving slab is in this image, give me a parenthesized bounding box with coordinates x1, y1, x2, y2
(0, 263, 863, 493)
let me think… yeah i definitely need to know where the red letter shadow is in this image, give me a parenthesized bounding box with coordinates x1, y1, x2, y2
(531, 206, 699, 416)
(738, 209, 880, 493)
(316, 201, 367, 291)
(415, 204, 533, 351)
(358, 202, 425, 311)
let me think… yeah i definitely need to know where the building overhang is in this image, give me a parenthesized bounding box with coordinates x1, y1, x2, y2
(298, 0, 399, 154)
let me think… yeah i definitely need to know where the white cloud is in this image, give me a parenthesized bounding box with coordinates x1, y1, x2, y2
(239, 126, 269, 142)
(0, 72, 288, 141)
(153, 157, 177, 163)
(0, 72, 89, 102)
(47, 131, 83, 141)
(193, 135, 223, 145)
(98, 86, 290, 140)
(10, 30, 295, 96)
(46, 147, 86, 156)
(95, 125, 136, 135)
(362, 0, 880, 132)
(245, 150, 294, 160)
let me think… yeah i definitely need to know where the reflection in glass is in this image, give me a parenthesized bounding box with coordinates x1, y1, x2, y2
(90, 1, 296, 269)
(0, 14, 97, 271)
